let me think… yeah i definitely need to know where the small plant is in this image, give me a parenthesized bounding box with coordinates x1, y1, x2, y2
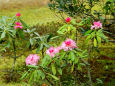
(0, 13, 26, 80)
(57, 17, 76, 40)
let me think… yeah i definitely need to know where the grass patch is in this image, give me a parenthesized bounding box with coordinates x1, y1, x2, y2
(0, 7, 64, 27)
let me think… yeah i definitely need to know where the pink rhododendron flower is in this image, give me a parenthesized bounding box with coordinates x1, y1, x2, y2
(66, 17, 71, 23)
(46, 46, 61, 58)
(91, 25, 95, 30)
(61, 38, 77, 51)
(25, 54, 40, 66)
(14, 26, 22, 29)
(46, 47, 55, 58)
(14, 22, 23, 29)
(16, 22, 21, 26)
(55, 46, 61, 53)
(16, 13, 21, 17)
(91, 21, 102, 30)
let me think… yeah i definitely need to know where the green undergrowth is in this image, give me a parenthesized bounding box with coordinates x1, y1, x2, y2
(0, 33, 114, 85)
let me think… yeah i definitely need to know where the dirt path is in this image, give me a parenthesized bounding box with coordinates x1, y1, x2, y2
(0, 0, 49, 9)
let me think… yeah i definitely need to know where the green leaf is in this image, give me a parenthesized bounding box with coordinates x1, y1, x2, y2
(57, 25, 67, 34)
(75, 57, 79, 64)
(20, 19, 28, 28)
(84, 30, 92, 36)
(30, 38, 33, 45)
(33, 70, 38, 81)
(51, 63, 56, 75)
(70, 51, 75, 61)
(36, 44, 43, 53)
(97, 36, 101, 44)
(85, 35, 91, 43)
(26, 41, 30, 48)
(27, 65, 39, 68)
(47, 73, 59, 81)
(40, 72, 45, 80)
(1, 32, 6, 39)
(71, 63, 74, 73)
(57, 68, 62, 75)
(60, 52, 66, 60)
(44, 43, 49, 48)
(18, 30, 25, 39)
(41, 55, 51, 67)
(78, 64, 82, 71)
(37, 70, 45, 80)
(94, 38, 97, 47)
(91, 31, 96, 39)
(20, 72, 28, 80)
(29, 72, 34, 83)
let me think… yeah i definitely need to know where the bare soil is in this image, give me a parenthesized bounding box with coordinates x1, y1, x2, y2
(0, 0, 49, 10)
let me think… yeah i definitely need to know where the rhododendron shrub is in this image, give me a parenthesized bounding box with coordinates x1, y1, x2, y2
(0, 13, 35, 80)
(22, 37, 87, 85)
(84, 21, 108, 47)
(21, 16, 89, 85)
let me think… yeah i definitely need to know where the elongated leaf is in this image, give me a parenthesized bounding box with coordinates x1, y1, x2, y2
(20, 72, 28, 80)
(57, 68, 62, 75)
(39, 70, 45, 80)
(84, 30, 92, 36)
(78, 64, 82, 71)
(47, 73, 59, 81)
(91, 31, 96, 39)
(71, 63, 74, 73)
(97, 36, 101, 44)
(27, 65, 39, 68)
(94, 38, 97, 47)
(75, 57, 79, 64)
(30, 38, 33, 45)
(20, 19, 28, 28)
(1, 32, 6, 39)
(18, 30, 25, 39)
(70, 51, 75, 61)
(51, 63, 56, 75)
(60, 52, 66, 60)
(36, 44, 43, 53)
(85, 35, 91, 43)
(29, 72, 34, 83)
(41, 55, 51, 67)
(44, 43, 49, 48)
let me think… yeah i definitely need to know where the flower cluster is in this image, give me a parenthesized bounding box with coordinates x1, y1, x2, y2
(46, 38, 77, 58)
(91, 21, 102, 30)
(46, 46, 61, 58)
(25, 54, 40, 66)
(66, 17, 71, 23)
(16, 12, 21, 17)
(61, 38, 77, 51)
(14, 22, 23, 29)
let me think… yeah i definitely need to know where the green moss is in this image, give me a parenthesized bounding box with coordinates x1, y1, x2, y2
(0, 81, 29, 86)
